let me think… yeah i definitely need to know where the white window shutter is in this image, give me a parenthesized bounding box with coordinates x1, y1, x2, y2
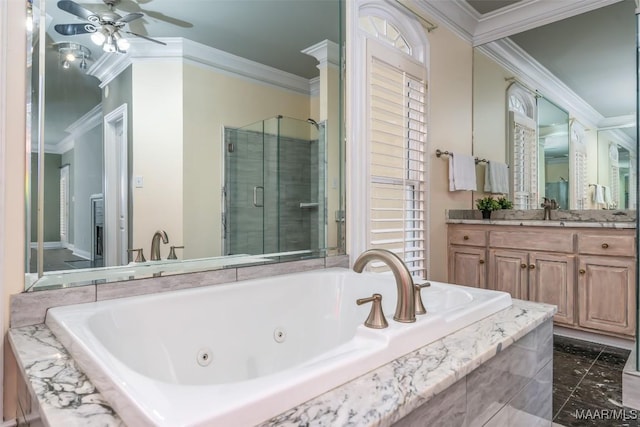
(367, 42, 428, 279)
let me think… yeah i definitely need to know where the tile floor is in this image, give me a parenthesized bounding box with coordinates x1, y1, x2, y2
(553, 334, 636, 426)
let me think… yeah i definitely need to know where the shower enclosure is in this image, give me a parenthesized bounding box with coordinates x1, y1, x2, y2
(224, 115, 326, 257)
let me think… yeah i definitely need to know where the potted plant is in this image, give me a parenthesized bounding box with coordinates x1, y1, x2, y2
(475, 196, 500, 219)
(496, 196, 513, 210)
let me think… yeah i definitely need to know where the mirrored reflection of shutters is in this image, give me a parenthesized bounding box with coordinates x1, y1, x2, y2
(367, 41, 428, 279)
(509, 111, 538, 209)
(60, 165, 70, 247)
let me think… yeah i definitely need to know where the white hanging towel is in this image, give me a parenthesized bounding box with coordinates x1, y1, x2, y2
(448, 153, 477, 191)
(593, 185, 605, 204)
(483, 161, 509, 194)
(603, 186, 612, 205)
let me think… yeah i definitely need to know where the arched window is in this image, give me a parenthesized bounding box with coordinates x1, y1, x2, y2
(570, 122, 588, 209)
(506, 83, 537, 209)
(350, 1, 430, 278)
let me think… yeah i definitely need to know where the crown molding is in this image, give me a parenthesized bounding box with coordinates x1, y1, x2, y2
(309, 77, 320, 97)
(40, 104, 102, 154)
(477, 38, 603, 128)
(301, 39, 341, 69)
(412, 0, 621, 46)
(88, 37, 312, 95)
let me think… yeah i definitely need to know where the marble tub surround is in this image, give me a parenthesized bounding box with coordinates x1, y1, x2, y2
(260, 300, 555, 426)
(10, 255, 348, 329)
(447, 209, 636, 224)
(9, 299, 556, 427)
(8, 324, 123, 427)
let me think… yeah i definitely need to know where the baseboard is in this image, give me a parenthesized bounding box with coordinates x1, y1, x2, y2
(623, 348, 640, 409)
(553, 325, 634, 350)
(29, 241, 63, 249)
(72, 248, 91, 260)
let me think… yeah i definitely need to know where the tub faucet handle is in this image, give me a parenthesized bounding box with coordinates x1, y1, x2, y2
(356, 293, 388, 329)
(414, 282, 431, 315)
(167, 245, 184, 260)
(127, 248, 146, 263)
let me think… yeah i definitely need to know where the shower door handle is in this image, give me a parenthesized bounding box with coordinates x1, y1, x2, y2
(253, 186, 264, 207)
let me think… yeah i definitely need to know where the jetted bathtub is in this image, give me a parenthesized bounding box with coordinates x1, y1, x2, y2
(46, 267, 512, 426)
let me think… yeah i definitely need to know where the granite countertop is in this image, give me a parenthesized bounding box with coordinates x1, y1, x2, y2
(9, 299, 556, 427)
(445, 218, 636, 228)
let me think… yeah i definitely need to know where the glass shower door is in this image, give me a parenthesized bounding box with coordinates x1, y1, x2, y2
(224, 121, 266, 255)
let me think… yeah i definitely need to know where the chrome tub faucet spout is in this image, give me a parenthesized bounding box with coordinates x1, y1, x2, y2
(150, 230, 169, 261)
(352, 249, 416, 323)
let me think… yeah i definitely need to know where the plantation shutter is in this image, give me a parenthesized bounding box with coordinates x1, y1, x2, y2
(509, 111, 538, 209)
(367, 42, 427, 279)
(60, 165, 69, 246)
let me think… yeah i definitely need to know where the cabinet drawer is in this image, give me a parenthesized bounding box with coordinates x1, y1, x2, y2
(578, 234, 635, 257)
(449, 229, 486, 247)
(489, 230, 574, 253)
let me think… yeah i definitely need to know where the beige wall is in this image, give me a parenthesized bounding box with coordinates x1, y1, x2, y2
(131, 61, 185, 260)
(427, 23, 474, 282)
(473, 49, 511, 195)
(182, 62, 311, 259)
(2, 0, 27, 419)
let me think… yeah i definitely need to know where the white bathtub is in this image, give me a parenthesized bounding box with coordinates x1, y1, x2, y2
(46, 267, 512, 427)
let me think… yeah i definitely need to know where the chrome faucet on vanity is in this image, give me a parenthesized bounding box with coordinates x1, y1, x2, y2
(150, 230, 169, 261)
(353, 249, 416, 323)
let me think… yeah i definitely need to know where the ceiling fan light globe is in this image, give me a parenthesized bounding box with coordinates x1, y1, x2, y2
(116, 37, 130, 51)
(65, 53, 76, 62)
(91, 31, 106, 45)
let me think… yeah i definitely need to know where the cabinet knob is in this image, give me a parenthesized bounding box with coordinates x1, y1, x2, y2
(579, 269, 586, 275)
(601, 243, 609, 249)
(528, 264, 535, 270)
(463, 235, 469, 240)
(479, 259, 485, 264)
(520, 263, 527, 269)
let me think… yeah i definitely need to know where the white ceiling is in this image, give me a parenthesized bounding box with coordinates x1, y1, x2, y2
(38, 0, 342, 144)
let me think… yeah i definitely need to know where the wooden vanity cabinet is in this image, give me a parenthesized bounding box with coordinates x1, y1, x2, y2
(448, 228, 487, 288)
(576, 233, 636, 336)
(447, 223, 635, 338)
(487, 230, 575, 326)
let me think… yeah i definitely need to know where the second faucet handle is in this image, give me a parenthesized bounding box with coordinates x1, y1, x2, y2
(167, 245, 184, 260)
(356, 293, 388, 329)
(414, 282, 431, 315)
(127, 248, 146, 263)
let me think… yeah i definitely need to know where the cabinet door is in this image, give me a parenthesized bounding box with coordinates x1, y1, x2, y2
(577, 255, 636, 336)
(448, 246, 486, 288)
(529, 252, 575, 326)
(488, 249, 528, 299)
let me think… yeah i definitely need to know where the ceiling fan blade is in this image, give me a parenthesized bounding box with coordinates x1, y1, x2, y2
(117, 12, 143, 24)
(57, 1, 98, 22)
(54, 23, 97, 36)
(123, 31, 167, 46)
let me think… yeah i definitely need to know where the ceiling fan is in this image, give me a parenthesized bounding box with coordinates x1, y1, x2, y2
(54, 0, 166, 53)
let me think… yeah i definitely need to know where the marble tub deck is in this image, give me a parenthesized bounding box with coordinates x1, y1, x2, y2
(9, 299, 556, 426)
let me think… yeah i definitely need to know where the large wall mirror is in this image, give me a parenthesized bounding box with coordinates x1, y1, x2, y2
(472, 0, 636, 210)
(26, 0, 345, 290)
